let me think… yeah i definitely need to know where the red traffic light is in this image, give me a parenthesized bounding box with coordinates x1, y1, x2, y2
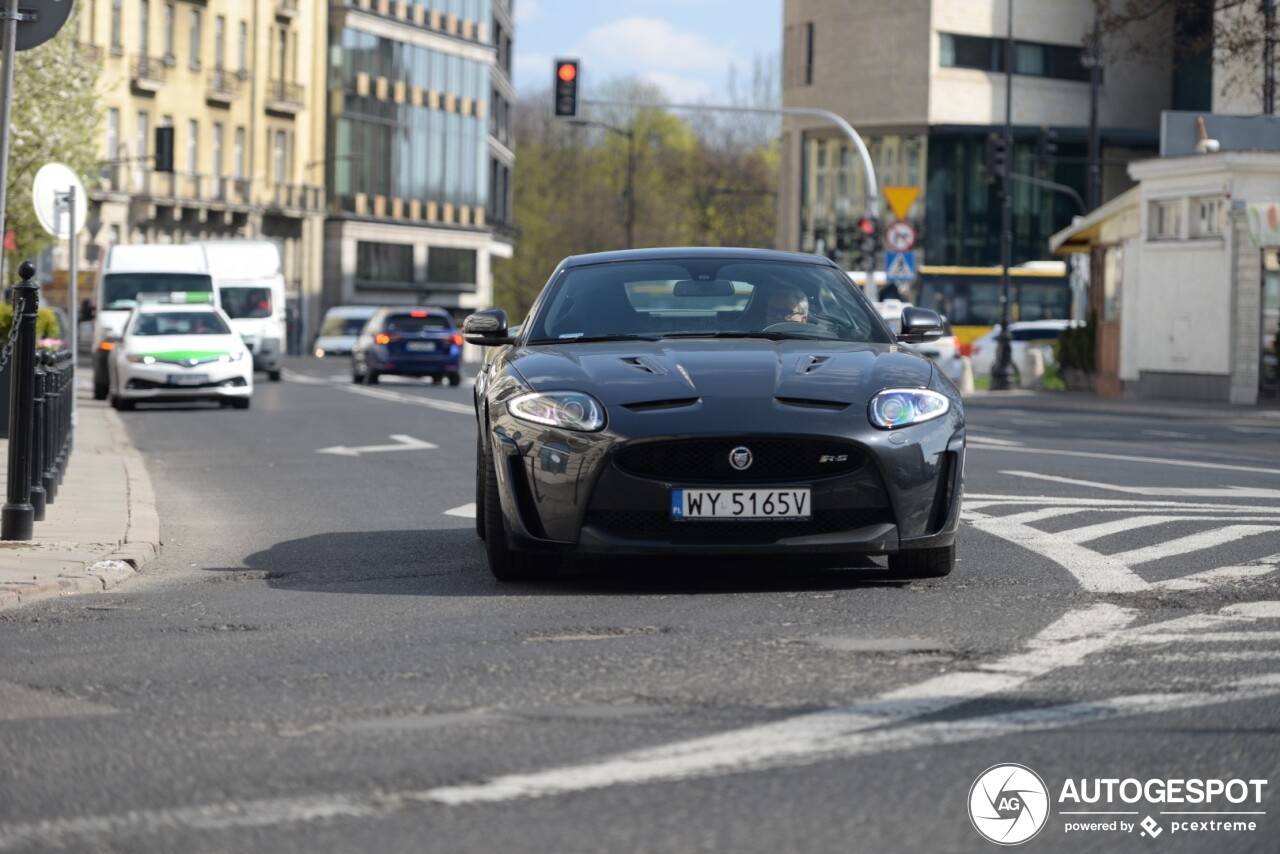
(857, 217, 877, 235)
(557, 63, 577, 83)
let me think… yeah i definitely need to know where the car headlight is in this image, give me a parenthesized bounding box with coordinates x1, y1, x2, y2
(125, 354, 156, 365)
(218, 351, 246, 363)
(509, 391, 606, 432)
(868, 389, 950, 429)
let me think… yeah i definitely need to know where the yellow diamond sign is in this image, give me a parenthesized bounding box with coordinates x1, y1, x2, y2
(884, 186, 921, 222)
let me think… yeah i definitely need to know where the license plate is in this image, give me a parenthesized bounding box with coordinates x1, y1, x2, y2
(671, 488, 811, 521)
(406, 341, 437, 352)
(168, 373, 208, 386)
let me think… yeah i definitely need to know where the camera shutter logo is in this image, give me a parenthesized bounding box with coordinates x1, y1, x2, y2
(969, 764, 1050, 845)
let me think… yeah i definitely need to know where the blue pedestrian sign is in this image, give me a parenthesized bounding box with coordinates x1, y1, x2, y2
(885, 251, 917, 283)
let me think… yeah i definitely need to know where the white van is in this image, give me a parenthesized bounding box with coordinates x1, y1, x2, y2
(191, 240, 286, 381)
(313, 305, 378, 357)
(92, 244, 214, 400)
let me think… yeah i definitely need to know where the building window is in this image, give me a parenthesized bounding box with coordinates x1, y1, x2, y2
(233, 127, 245, 179)
(189, 9, 202, 70)
(186, 119, 198, 175)
(939, 33, 1092, 83)
(427, 247, 477, 285)
(135, 111, 150, 191)
(139, 0, 150, 57)
(238, 21, 248, 74)
(1193, 196, 1223, 237)
(163, 3, 175, 62)
(1150, 199, 1182, 240)
(804, 22, 814, 85)
(212, 123, 224, 178)
(273, 130, 287, 184)
(105, 109, 120, 185)
(215, 15, 225, 71)
(356, 242, 414, 285)
(110, 0, 122, 53)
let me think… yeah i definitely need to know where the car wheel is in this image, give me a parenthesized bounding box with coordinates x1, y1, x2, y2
(232, 398, 251, 410)
(93, 361, 109, 400)
(110, 395, 134, 412)
(475, 432, 487, 541)
(366, 370, 380, 385)
(447, 372, 462, 387)
(267, 370, 282, 382)
(887, 544, 955, 579)
(484, 451, 558, 582)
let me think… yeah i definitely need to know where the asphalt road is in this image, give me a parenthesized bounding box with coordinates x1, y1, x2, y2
(1, 355, 1277, 853)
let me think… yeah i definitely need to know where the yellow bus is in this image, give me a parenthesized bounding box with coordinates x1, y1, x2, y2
(909, 263, 1071, 355)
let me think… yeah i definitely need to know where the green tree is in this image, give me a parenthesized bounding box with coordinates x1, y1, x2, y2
(2, 10, 102, 277)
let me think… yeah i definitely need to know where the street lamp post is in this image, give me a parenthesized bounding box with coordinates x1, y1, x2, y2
(1083, 7, 1104, 211)
(991, 0, 1018, 391)
(570, 119, 636, 248)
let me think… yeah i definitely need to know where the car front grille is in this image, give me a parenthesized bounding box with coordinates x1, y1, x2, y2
(585, 508, 892, 543)
(612, 437, 865, 483)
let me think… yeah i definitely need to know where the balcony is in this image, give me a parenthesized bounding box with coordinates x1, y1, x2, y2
(275, 0, 299, 21)
(265, 79, 305, 116)
(206, 68, 242, 106)
(131, 55, 166, 93)
(267, 182, 325, 213)
(75, 42, 102, 63)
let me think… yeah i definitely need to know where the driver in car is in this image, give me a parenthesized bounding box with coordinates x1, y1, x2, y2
(764, 284, 810, 327)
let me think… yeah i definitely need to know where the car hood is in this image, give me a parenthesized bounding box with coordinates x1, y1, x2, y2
(123, 334, 245, 359)
(507, 339, 935, 409)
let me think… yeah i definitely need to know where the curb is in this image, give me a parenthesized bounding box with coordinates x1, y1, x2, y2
(0, 405, 160, 611)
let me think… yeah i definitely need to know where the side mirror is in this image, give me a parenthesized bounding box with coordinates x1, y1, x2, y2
(463, 309, 514, 345)
(897, 306, 944, 344)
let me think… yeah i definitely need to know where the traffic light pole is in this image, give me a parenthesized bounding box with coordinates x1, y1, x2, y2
(991, 0, 1017, 392)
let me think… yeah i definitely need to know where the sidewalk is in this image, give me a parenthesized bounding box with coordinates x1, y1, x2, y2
(962, 387, 1280, 424)
(0, 386, 161, 611)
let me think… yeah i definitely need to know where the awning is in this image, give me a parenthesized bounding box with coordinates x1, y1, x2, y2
(1049, 186, 1141, 255)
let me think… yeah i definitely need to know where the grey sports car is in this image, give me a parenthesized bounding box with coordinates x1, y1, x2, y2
(465, 248, 965, 582)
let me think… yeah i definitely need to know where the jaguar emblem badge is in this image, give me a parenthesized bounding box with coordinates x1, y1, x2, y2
(728, 445, 753, 471)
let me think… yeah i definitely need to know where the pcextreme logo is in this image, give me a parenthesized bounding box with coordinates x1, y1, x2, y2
(969, 765, 1269, 845)
(969, 764, 1051, 845)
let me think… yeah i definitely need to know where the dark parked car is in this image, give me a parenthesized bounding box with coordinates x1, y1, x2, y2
(351, 307, 463, 385)
(465, 247, 966, 582)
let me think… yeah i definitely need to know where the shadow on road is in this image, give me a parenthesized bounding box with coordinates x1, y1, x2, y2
(220, 527, 912, 597)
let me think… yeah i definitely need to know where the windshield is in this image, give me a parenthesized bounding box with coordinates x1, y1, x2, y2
(102, 273, 214, 311)
(130, 310, 231, 336)
(220, 286, 272, 319)
(527, 260, 893, 344)
(384, 314, 452, 332)
(320, 315, 370, 336)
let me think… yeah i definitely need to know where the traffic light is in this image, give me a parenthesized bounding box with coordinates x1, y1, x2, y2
(154, 126, 175, 173)
(1037, 126, 1059, 164)
(855, 216, 879, 272)
(553, 58, 580, 118)
(983, 132, 1007, 184)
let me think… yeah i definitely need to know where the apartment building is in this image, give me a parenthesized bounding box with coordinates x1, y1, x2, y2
(779, 0, 1206, 267)
(322, 0, 515, 323)
(81, 0, 326, 343)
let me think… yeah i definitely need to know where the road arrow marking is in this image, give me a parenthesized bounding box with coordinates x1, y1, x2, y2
(315, 434, 438, 457)
(444, 503, 476, 518)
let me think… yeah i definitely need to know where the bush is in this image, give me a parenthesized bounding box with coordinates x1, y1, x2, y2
(1057, 310, 1096, 374)
(0, 302, 64, 347)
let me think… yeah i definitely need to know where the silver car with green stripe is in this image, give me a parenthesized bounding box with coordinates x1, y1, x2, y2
(108, 297, 254, 410)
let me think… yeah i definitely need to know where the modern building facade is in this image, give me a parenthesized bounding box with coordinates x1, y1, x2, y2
(779, 0, 1205, 268)
(322, 0, 515, 325)
(81, 0, 327, 346)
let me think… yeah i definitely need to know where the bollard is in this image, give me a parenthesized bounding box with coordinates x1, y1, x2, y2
(958, 356, 975, 395)
(56, 349, 71, 484)
(29, 351, 45, 521)
(42, 352, 58, 503)
(2, 261, 40, 540)
(1019, 347, 1045, 389)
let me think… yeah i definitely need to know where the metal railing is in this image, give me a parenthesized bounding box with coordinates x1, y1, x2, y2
(265, 79, 305, 109)
(207, 68, 242, 100)
(2, 264, 75, 540)
(132, 54, 167, 87)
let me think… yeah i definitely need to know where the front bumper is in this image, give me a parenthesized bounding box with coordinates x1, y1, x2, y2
(486, 406, 965, 559)
(115, 360, 252, 401)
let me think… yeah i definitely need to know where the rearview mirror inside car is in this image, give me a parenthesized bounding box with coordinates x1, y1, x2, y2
(673, 279, 736, 298)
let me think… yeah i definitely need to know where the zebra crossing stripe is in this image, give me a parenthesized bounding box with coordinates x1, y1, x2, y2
(1112, 525, 1280, 566)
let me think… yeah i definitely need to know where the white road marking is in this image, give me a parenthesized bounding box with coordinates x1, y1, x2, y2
(965, 509, 1149, 593)
(344, 384, 474, 415)
(1143, 429, 1208, 440)
(1153, 554, 1280, 591)
(999, 471, 1280, 500)
(1111, 525, 1280, 566)
(1057, 515, 1191, 544)
(968, 445, 1280, 476)
(967, 435, 1027, 446)
(444, 503, 476, 519)
(966, 494, 1280, 514)
(316, 434, 439, 457)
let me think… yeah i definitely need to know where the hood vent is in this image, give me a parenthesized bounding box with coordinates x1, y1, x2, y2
(621, 397, 701, 412)
(619, 356, 668, 375)
(775, 397, 850, 411)
(796, 354, 832, 374)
